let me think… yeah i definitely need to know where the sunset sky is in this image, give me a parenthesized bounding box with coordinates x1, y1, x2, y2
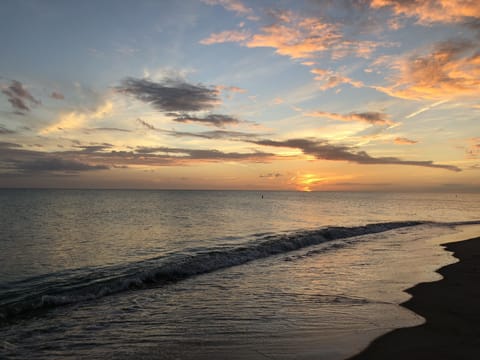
(1, 0, 479, 191)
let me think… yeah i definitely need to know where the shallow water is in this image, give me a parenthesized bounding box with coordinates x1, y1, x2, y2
(1, 190, 479, 359)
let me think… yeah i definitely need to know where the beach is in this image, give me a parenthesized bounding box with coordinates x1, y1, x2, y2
(350, 236, 480, 359)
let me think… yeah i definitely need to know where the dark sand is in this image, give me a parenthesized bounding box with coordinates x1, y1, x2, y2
(350, 237, 480, 359)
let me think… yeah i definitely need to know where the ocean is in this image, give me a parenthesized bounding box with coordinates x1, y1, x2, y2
(1, 189, 480, 359)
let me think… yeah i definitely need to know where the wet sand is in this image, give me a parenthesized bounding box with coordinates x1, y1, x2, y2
(349, 236, 480, 359)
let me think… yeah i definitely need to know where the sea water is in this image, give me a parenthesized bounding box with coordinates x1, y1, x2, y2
(1, 190, 479, 359)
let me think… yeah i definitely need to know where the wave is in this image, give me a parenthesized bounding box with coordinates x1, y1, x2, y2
(0, 220, 475, 324)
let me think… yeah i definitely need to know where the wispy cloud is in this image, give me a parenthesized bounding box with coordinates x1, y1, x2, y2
(371, 0, 480, 25)
(405, 99, 449, 119)
(310, 68, 364, 90)
(394, 137, 418, 145)
(136, 118, 263, 140)
(167, 113, 242, 128)
(217, 85, 247, 93)
(84, 127, 131, 133)
(305, 110, 394, 125)
(50, 91, 65, 100)
(137, 118, 156, 130)
(40, 101, 113, 134)
(200, 29, 251, 45)
(135, 146, 273, 162)
(117, 77, 220, 112)
(202, 0, 258, 20)
(73, 144, 113, 153)
(259, 172, 282, 178)
(248, 137, 460, 171)
(1, 80, 40, 114)
(0, 125, 15, 134)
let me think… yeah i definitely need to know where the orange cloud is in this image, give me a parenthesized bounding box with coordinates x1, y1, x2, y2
(245, 16, 341, 59)
(305, 110, 394, 125)
(371, 0, 480, 24)
(199, 30, 251, 45)
(301, 61, 315, 66)
(394, 137, 418, 145)
(374, 39, 480, 100)
(245, 11, 396, 60)
(200, 11, 392, 62)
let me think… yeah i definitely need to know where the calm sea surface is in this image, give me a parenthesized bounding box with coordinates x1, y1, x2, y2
(1, 190, 480, 359)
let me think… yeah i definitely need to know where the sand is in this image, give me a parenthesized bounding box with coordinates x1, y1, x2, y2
(349, 236, 480, 359)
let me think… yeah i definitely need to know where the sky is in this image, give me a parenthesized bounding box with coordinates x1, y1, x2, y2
(0, 0, 479, 191)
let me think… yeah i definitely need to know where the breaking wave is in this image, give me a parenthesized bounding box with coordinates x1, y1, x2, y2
(2, 220, 476, 324)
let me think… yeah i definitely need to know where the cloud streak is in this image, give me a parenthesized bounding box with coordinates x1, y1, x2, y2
(305, 110, 394, 125)
(136, 118, 264, 140)
(405, 99, 449, 119)
(167, 113, 242, 128)
(0, 141, 276, 177)
(84, 127, 131, 133)
(135, 146, 273, 162)
(0, 125, 15, 134)
(394, 137, 418, 145)
(0, 142, 108, 175)
(248, 138, 460, 171)
(16, 158, 108, 172)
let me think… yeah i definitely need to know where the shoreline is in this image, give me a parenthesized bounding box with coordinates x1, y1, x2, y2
(349, 236, 480, 359)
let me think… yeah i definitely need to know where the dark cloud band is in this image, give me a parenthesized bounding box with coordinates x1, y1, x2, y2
(117, 77, 219, 112)
(168, 113, 241, 128)
(249, 138, 461, 171)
